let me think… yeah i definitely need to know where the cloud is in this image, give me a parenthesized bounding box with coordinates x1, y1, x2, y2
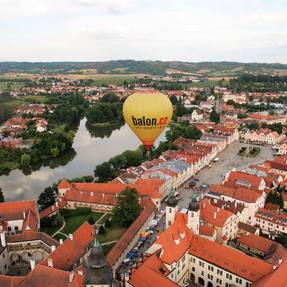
(70, 0, 133, 14)
(0, 0, 286, 62)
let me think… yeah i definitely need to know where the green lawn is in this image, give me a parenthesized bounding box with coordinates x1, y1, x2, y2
(62, 212, 103, 235)
(97, 213, 112, 225)
(6, 95, 49, 108)
(53, 233, 67, 241)
(98, 220, 127, 244)
(41, 225, 61, 236)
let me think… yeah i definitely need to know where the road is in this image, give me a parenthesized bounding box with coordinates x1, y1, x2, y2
(178, 140, 275, 209)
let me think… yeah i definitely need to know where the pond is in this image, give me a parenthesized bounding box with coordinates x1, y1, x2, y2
(0, 118, 166, 201)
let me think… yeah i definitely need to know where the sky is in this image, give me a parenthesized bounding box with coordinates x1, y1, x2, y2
(0, 0, 286, 63)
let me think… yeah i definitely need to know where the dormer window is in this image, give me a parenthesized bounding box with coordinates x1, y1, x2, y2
(174, 239, 180, 245)
(180, 232, 185, 239)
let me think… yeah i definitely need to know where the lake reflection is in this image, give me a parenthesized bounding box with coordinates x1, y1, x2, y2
(0, 118, 166, 201)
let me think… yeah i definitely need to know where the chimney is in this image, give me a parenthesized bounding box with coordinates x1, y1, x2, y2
(30, 259, 35, 271)
(23, 211, 26, 219)
(214, 212, 217, 219)
(217, 207, 220, 212)
(69, 271, 74, 283)
(69, 234, 73, 240)
(51, 245, 56, 252)
(203, 203, 206, 209)
(55, 202, 58, 207)
(48, 257, 53, 268)
(0, 233, 6, 247)
(60, 239, 63, 245)
(91, 192, 93, 196)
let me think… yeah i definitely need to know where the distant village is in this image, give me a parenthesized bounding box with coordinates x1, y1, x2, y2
(0, 75, 287, 287)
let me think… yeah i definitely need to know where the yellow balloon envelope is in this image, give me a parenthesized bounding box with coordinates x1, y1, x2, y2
(123, 90, 173, 150)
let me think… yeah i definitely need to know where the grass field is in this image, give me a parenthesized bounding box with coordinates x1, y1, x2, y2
(62, 212, 103, 235)
(53, 233, 67, 241)
(41, 225, 61, 236)
(0, 82, 25, 91)
(98, 221, 127, 244)
(5, 95, 49, 109)
(97, 213, 112, 225)
(102, 243, 116, 255)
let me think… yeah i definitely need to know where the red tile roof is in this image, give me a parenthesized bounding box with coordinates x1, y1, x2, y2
(199, 225, 215, 237)
(224, 171, 264, 190)
(40, 222, 95, 271)
(7, 231, 59, 247)
(210, 184, 262, 203)
(155, 213, 193, 265)
(200, 198, 235, 228)
(251, 258, 287, 287)
(129, 254, 178, 287)
(189, 236, 273, 282)
(0, 200, 38, 222)
(107, 199, 155, 267)
(39, 200, 68, 219)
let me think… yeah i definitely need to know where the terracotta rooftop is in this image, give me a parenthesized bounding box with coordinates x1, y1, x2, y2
(40, 222, 95, 271)
(107, 199, 155, 267)
(0, 200, 38, 222)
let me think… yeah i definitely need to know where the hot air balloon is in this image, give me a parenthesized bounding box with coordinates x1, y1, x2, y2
(123, 90, 173, 155)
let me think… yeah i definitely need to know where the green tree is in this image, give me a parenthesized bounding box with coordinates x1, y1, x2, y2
(94, 162, 114, 182)
(209, 108, 220, 123)
(20, 153, 31, 167)
(88, 217, 95, 225)
(37, 185, 58, 211)
(0, 188, 4, 202)
(113, 188, 142, 227)
(183, 125, 202, 140)
(266, 191, 284, 209)
(109, 154, 127, 170)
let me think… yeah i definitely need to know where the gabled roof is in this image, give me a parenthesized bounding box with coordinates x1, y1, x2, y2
(155, 213, 193, 265)
(7, 231, 59, 247)
(129, 254, 178, 287)
(224, 171, 264, 190)
(200, 198, 235, 228)
(252, 258, 287, 287)
(0, 200, 38, 222)
(210, 184, 261, 203)
(107, 199, 155, 267)
(189, 236, 273, 282)
(40, 222, 95, 271)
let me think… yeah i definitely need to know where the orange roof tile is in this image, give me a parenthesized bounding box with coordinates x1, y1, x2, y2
(200, 198, 235, 228)
(189, 236, 273, 282)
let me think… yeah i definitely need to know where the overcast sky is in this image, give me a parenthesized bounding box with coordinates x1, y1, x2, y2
(0, 0, 286, 63)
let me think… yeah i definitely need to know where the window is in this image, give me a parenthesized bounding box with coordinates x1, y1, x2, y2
(236, 278, 242, 284)
(192, 267, 195, 272)
(208, 274, 213, 280)
(208, 265, 214, 271)
(217, 269, 223, 275)
(201, 271, 204, 276)
(216, 278, 222, 284)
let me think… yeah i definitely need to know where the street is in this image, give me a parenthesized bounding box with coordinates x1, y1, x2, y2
(178, 141, 274, 209)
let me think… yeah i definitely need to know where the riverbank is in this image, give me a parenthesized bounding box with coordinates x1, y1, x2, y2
(0, 119, 167, 201)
